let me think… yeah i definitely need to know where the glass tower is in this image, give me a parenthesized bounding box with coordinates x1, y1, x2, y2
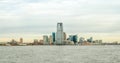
(52, 32, 56, 42)
(56, 23, 64, 45)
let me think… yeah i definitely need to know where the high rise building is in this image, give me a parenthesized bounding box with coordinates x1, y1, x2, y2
(94, 40, 102, 44)
(79, 37, 85, 43)
(56, 23, 64, 45)
(43, 35, 49, 45)
(49, 35, 53, 45)
(69, 35, 78, 44)
(52, 32, 56, 43)
(39, 40, 43, 44)
(69, 35, 74, 41)
(34, 39, 39, 45)
(10, 39, 18, 45)
(63, 32, 67, 40)
(73, 35, 78, 44)
(87, 37, 93, 43)
(20, 38, 23, 43)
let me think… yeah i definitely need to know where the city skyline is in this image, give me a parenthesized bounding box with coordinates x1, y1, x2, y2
(1, 22, 119, 46)
(0, 0, 120, 42)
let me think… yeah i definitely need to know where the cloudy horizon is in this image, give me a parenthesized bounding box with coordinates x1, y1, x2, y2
(0, 0, 120, 42)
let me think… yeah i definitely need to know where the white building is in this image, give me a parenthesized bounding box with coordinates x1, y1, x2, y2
(56, 23, 64, 45)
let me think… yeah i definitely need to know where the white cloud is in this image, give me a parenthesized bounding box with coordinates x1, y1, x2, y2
(0, 0, 120, 42)
(0, 0, 120, 33)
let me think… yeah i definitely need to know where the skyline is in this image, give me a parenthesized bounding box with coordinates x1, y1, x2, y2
(0, 0, 120, 42)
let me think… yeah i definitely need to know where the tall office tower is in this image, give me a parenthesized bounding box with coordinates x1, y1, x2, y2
(56, 23, 64, 45)
(63, 32, 67, 40)
(20, 38, 23, 43)
(49, 35, 53, 45)
(69, 35, 74, 41)
(73, 35, 78, 44)
(69, 35, 78, 44)
(43, 35, 49, 45)
(52, 32, 56, 42)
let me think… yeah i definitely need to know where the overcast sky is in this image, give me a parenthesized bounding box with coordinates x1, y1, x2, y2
(0, 0, 120, 42)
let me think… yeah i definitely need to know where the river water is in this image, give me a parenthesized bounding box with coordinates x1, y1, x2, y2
(0, 45, 120, 63)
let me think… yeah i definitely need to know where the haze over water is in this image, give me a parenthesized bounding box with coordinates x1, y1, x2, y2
(0, 46, 120, 63)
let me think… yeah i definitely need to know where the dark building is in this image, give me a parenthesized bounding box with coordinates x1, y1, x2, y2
(52, 32, 56, 42)
(87, 37, 93, 43)
(69, 35, 78, 44)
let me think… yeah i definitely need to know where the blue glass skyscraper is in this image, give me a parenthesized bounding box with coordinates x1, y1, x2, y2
(69, 35, 78, 44)
(52, 32, 56, 42)
(73, 35, 78, 44)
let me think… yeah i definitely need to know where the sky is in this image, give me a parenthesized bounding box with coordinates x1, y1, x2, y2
(0, 0, 120, 42)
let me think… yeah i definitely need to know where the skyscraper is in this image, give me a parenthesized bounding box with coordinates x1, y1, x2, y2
(56, 23, 64, 45)
(73, 35, 78, 44)
(69, 35, 74, 41)
(63, 32, 67, 40)
(49, 35, 53, 45)
(69, 35, 78, 44)
(79, 37, 85, 43)
(43, 35, 49, 45)
(20, 38, 23, 43)
(52, 32, 56, 42)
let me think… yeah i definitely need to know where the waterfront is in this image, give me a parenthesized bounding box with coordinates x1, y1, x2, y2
(0, 45, 120, 63)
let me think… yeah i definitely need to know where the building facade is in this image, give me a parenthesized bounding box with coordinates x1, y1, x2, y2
(43, 35, 49, 45)
(63, 32, 67, 40)
(69, 35, 78, 44)
(56, 23, 64, 45)
(52, 32, 56, 43)
(49, 35, 53, 45)
(20, 38, 23, 43)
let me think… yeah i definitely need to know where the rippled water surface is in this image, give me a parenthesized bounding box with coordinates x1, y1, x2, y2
(0, 45, 120, 63)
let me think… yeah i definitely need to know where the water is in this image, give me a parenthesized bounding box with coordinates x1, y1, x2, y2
(0, 45, 120, 63)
